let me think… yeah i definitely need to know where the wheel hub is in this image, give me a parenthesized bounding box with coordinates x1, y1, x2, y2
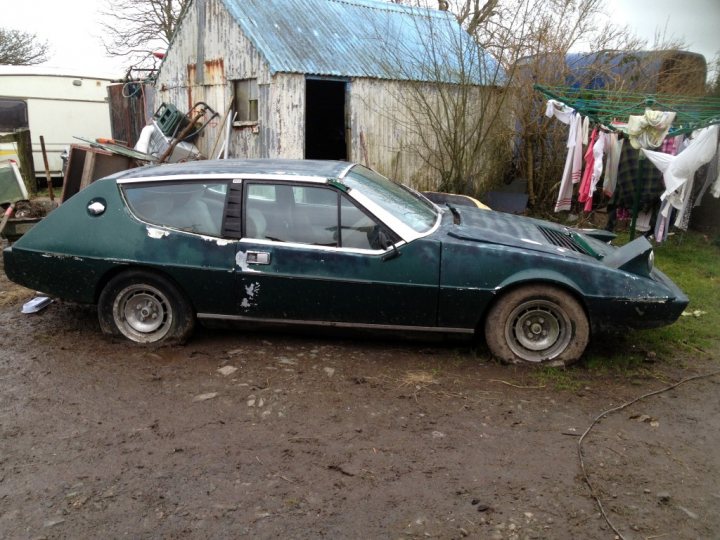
(124, 293, 165, 333)
(504, 298, 574, 362)
(515, 308, 559, 351)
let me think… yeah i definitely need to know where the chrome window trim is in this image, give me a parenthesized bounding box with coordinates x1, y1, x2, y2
(238, 237, 406, 256)
(196, 313, 475, 334)
(119, 181, 236, 242)
(339, 164, 442, 242)
(337, 162, 355, 179)
(118, 173, 329, 184)
(345, 189, 418, 242)
(118, 170, 442, 244)
(345, 189, 441, 243)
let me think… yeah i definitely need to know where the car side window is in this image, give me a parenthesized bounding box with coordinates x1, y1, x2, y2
(123, 182, 227, 236)
(340, 195, 398, 250)
(244, 183, 339, 246)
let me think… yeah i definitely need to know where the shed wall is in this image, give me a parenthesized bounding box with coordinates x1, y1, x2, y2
(155, 0, 304, 160)
(349, 79, 503, 191)
(155, 0, 499, 191)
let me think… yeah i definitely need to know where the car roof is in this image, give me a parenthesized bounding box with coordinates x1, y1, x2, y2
(113, 159, 354, 181)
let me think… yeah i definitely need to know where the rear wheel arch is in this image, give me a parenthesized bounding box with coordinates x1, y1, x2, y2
(96, 267, 196, 344)
(94, 265, 192, 307)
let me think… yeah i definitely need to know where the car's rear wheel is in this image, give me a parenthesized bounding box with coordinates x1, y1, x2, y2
(98, 270, 194, 344)
(484, 285, 589, 367)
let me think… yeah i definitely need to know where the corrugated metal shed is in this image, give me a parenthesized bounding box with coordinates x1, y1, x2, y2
(219, 0, 500, 84)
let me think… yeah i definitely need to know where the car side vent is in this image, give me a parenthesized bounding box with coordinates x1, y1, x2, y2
(222, 183, 243, 239)
(537, 226, 590, 255)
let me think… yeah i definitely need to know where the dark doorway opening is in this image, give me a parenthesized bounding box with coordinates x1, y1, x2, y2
(305, 79, 347, 160)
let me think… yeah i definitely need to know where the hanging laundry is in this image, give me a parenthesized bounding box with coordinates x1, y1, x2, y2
(582, 116, 590, 146)
(602, 133, 623, 197)
(641, 125, 719, 219)
(711, 143, 720, 198)
(546, 100, 583, 212)
(587, 131, 606, 211)
(545, 99, 573, 123)
(654, 204, 671, 242)
(627, 109, 676, 149)
(660, 135, 683, 156)
(578, 128, 607, 212)
(696, 139, 719, 201)
(612, 144, 665, 212)
(578, 128, 598, 209)
(635, 210, 653, 233)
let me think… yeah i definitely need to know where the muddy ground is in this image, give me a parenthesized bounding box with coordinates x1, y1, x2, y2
(1, 255, 719, 539)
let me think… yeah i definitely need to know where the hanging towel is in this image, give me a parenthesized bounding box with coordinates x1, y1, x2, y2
(603, 133, 623, 197)
(582, 116, 590, 146)
(627, 109, 676, 149)
(553, 110, 583, 212)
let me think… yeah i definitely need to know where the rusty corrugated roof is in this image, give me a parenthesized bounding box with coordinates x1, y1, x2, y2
(220, 0, 501, 84)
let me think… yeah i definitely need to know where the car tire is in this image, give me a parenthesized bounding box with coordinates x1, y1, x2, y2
(484, 285, 589, 367)
(98, 270, 195, 344)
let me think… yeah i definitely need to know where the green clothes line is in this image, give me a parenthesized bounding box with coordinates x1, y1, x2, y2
(533, 84, 720, 238)
(534, 84, 720, 136)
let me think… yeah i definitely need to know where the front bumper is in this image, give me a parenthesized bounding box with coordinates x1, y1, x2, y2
(588, 269, 689, 332)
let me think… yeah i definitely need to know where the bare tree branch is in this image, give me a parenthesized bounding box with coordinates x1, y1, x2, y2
(100, 0, 190, 68)
(0, 27, 49, 65)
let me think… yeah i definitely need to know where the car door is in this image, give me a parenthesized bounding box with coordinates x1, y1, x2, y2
(229, 179, 441, 327)
(121, 179, 238, 315)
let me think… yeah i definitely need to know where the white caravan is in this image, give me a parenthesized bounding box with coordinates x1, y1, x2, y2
(0, 66, 114, 180)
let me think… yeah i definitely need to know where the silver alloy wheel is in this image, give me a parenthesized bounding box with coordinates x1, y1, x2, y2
(112, 283, 173, 343)
(504, 299, 572, 362)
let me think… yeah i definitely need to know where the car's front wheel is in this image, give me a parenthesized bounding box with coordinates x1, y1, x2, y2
(98, 270, 195, 344)
(484, 285, 589, 367)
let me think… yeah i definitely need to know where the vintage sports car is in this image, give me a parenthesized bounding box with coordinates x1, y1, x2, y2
(3, 160, 688, 366)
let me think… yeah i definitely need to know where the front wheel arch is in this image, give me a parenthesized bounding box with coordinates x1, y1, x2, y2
(482, 282, 590, 367)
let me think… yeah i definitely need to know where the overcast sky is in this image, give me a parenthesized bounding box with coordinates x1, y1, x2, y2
(3, 0, 719, 79)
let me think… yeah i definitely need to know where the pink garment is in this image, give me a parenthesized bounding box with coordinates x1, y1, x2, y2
(578, 128, 598, 211)
(587, 131, 606, 210)
(660, 135, 682, 155)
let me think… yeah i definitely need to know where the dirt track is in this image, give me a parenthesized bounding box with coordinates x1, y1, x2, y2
(1, 258, 719, 539)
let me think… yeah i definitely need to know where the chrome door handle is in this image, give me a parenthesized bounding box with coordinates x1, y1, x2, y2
(246, 251, 271, 265)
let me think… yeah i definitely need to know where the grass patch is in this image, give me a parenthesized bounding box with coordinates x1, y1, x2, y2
(531, 366, 585, 391)
(629, 231, 720, 358)
(583, 230, 720, 363)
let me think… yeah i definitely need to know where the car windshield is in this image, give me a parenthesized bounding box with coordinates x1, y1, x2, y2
(343, 165, 438, 234)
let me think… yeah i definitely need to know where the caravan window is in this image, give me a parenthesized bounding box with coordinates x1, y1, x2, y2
(0, 99, 28, 132)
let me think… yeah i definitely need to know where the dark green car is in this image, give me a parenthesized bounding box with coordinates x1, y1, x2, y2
(3, 159, 688, 366)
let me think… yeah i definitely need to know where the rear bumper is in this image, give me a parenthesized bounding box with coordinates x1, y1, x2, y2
(2, 246, 99, 303)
